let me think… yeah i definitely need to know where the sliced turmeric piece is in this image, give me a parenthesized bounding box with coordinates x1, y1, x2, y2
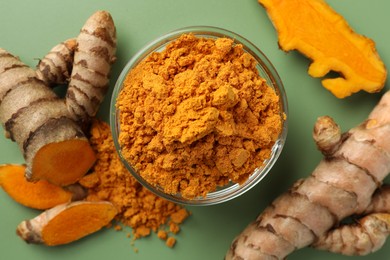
(16, 201, 117, 246)
(0, 164, 76, 210)
(30, 138, 96, 186)
(258, 0, 387, 98)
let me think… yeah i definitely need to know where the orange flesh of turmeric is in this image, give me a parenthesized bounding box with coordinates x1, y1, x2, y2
(32, 139, 96, 186)
(41, 202, 117, 246)
(259, 0, 387, 98)
(0, 164, 72, 209)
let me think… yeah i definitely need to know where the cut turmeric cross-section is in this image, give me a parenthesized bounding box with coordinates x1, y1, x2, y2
(258, 0, 387, 98)
(16, 201, 118, 246)
(30, 138, 96, 186)
(0, 164, 74, 210)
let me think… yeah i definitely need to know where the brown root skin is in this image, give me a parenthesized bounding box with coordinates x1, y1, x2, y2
(66, 10, 117, 129)
(0, 164, 85, 210)
(313, 116, 342, 157)
(64, 183, 88, 202)
(364, 185, 390, 215)
(226, 91, 390, 259)
(313, 213, 390, 256)
(36, 38, 77, 87)
(16, 201, 117, 246)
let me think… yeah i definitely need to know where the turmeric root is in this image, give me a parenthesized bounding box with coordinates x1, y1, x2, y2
(225, 91, 390, 259)
(0, 50, 96, 186)
(66, 11, 116, 128)
(0, 11, 116, 186)
(314, 213, 390, 256)
(0, 164, 86, 210)
(312, 185, 390, 256)
(364, 185, 390, 214)
(258, 0, 387, 98)
(16, 201, 117, 246)
(36, 38, 77, 87)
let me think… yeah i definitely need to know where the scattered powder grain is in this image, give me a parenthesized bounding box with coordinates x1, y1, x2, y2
(157, 230, 168, 240)
(169, 222, 180, 234)
(79, 120, 189, 245)
(117, 33, 283, 199)
(114, 224, 123, 231)
(166, 236, 176, 248)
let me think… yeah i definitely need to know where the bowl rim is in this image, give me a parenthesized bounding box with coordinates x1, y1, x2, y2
(110, 25, 288, 206)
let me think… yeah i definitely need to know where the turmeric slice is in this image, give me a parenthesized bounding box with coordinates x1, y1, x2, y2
(0, 164, 79, 210)
(258, 0, 387, 98)
(16, 201, 117, 246)
(29, 138, 96, 186)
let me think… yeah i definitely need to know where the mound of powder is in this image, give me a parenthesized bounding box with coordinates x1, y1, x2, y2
(116, 33, 284, 199)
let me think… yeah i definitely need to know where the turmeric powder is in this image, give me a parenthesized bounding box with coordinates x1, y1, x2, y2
(116, 33, 283, 199)
(79, 119, 189, 243)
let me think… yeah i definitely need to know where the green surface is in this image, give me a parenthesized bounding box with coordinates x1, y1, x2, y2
(0, 0, 389, 259)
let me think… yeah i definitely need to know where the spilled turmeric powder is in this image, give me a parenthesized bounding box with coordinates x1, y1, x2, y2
(79, 120, 189, 244)
(116, 33, 283, 199)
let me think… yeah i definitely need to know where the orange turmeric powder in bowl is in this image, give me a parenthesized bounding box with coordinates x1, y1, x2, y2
(110, 26, 288, 205)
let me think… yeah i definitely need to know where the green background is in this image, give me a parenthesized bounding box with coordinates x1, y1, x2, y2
(0, 0, 389, 259)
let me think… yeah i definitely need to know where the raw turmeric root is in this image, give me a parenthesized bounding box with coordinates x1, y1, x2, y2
(364, 185, 390, 214)
(36, 38, 77, 87)
(16, 201, 117, 246)
(0, 51, 96, 186)
(312, 185, 390, 256)
(0, 164, 86, 210)
(258, 0, 387, 98)
(0, 11, 116, 186)
(66, 10, 117, 128)
(225, 91, 390, 259)
(313, 213, 390, 256)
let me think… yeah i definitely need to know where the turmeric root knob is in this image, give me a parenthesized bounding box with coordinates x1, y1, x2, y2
(36, 38, 77, 86)
(313, 116, 342, 156)
(16, 201, 117, 246)
(314, 213, 390, 256)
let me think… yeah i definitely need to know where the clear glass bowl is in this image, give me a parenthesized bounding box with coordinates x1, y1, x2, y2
(110, 26, 288, 206)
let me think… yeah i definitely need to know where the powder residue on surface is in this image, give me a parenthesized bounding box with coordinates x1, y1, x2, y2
(166, 236, 176, 248)
(79, 120, 189, 244)
(117, 33, 283, 199)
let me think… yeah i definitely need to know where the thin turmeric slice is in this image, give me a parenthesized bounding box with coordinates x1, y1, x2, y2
(258, 0, 387, 98)
(16, 201, 118, 246)
(0, 164, 73, 210)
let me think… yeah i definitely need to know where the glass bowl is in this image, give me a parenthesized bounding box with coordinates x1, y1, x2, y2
(110, 26, 288, 206)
